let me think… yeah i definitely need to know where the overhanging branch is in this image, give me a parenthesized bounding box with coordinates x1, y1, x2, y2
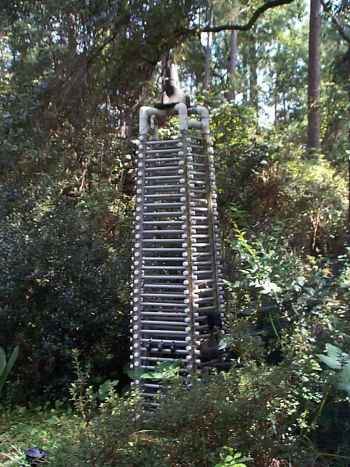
(321, 0, 350, 44)
(188, 0, 295, 34)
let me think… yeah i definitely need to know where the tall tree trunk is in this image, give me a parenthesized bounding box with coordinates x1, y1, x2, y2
(274, 72, 278, 126)
(203, 7, 213, 90)
(307, 0, 321, 152)
(249, 37, 258, 119)
(227, 30, 238, 101)
(242, 49, 248, 105)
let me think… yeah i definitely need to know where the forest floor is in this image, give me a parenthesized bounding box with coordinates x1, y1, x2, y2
(0, 406, 79, 466)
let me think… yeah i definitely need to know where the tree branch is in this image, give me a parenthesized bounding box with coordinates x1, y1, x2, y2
(321, 0, 350, 44)
(189, 0, 296, 34)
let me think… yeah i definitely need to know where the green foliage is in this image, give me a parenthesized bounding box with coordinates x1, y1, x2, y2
(0, 185, 132, 401)
(44, 360, 330, 465)
(280, 156, 347, 252)
(0, 0, 206, 404)
(214, 447, 251, 467)
(0, 1, 349, 465)
(69, 349, 119, 424)
(0, 346, 19, 398)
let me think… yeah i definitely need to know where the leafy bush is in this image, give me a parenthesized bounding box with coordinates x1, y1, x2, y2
(224, 231, 350, 465)
(208, 102, 346, 256)
(0, 183, 132, 402)
(47, 360, 328, 466)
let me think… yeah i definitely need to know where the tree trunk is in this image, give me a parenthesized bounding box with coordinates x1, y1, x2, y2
(227, 30, 238, 101)
(249, 37, 258, 119)
(274, 73, 278, 125)
(242, 50, 248, 105)
(307, 0, 321, 152)
(203, 7, 213, 90)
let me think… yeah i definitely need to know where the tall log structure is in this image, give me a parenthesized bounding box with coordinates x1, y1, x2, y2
(130, 74, 224, 407)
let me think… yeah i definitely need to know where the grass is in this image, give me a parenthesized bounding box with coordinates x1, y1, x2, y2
(0, 404, 81, 466)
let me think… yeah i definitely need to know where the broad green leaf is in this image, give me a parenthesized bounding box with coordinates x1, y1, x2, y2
(317, 354, 342, 370)
(0, 347, 6, 376)
(317, 344, 349, 370)
(326, 343, 349, 361)
(3, 346, 19, 381)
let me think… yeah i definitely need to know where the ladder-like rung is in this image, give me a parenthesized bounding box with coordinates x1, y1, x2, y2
(140, 311, 187, 317)
(192, 198, 208, 203)
(146, 148, 182, 153)
(143, 277, 185, 281)
(152, 315, 204, 323)
(143, 212, 183, 217)
(141, 320, 187, 326)
(145, 185, 182, 190)
(143, 230, 183, 234)
(141, 356, 186, 364)
(143, 284, 186, 289)
(145, 166, 179, 171)
(142, 239, 183, 243)
(140, 329, 189, 336)
(193, 208, 208, 212)
(146, 139, 180, 145)
(143, 247, 185, 252)
(144, 194, 181, 199)
(143, 257, 184, 261)
(145, 158, 182, 163)
(146, 175, 182, 180)
(143, 265, 186, 270)
(142, 302, 187, 307)
(142, 292, 186, 298)
(144, 202, 183, 208)
(143, 220, 183, 225)
(141, 338, 187, 345)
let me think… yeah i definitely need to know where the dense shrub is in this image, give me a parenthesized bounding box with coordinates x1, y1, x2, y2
(42, 247, 350, 466)
(0, 183, 132, 402)
(49, 353, 344, 466)
(209, 102, 347, 256)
